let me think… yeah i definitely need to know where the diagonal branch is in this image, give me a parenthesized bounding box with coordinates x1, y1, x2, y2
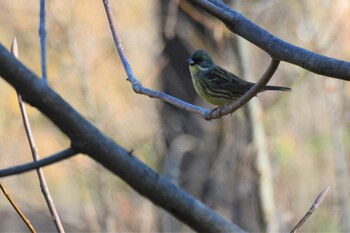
(11, 38, 65, 233)
(0, 43, 245, 233)
(0, 183, 37, 233)
(290, 186, 330, 233)
(0, 148, 77, 177)
(187, 0, 350, 80)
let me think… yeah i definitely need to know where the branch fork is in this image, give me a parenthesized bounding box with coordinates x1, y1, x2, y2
(103, 0, 281, 121)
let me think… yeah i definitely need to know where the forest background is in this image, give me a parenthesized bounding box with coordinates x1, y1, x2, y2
(0, 0, 349, 232)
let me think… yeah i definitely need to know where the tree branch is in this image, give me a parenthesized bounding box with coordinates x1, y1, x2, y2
(204, 59, 280, 120)
(0, 43, 245, 233)
(102, 0, 281, 121)
(102, 0, 211, 117)
(0, 182, 36, 233)
(39, 0, 47, 83)
(290, 186, 330, 233)
(0, 148, 77, 177)
(12, 38, 65, 233)
(187, 0, 350, 81)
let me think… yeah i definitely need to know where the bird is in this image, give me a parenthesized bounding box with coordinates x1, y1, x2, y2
(186, 49, 291, 106)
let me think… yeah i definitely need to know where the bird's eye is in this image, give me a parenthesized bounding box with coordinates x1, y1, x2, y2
(196, 58, 203, 63)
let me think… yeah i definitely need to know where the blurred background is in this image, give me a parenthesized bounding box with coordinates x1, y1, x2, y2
(0, 0, 349, 232)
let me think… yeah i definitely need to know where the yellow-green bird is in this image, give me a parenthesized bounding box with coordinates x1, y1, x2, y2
(187, 50, 291, 106)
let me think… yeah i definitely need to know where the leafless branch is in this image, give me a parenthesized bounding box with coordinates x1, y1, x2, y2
(290, 186, 330, 233)
(204, 59, 280, 119)
(0, 42, 245, 233)
(0, 1, 343, 231)
(11, 38, 65, 233)
(187, 0, 350, 80)
(102, 0, 280, 121)
(0, 148, 77, 177)
(39, 0, 47, 83)
(102, 0, 208, 116)
(0, 182, 37, 233)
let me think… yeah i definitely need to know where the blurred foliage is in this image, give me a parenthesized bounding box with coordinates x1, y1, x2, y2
(0, 0, 349, 232)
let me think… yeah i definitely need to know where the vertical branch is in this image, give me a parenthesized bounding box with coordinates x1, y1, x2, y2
(11, 39, 65, 233)
(39, 0, 47, 82)
(0, 183, 36, 233)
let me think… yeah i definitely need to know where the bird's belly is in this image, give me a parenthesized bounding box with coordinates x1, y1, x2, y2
(191, 76, 234, 106)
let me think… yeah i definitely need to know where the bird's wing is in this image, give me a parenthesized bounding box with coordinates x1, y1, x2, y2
(205, 66, 253, 95)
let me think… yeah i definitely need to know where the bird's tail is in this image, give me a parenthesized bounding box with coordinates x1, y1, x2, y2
(264, 85, 291, 92)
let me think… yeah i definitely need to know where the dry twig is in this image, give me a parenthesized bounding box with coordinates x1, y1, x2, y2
(0, 183, 36, 233)
(290, 186, 330, 233)
(11, 38, 65, 232)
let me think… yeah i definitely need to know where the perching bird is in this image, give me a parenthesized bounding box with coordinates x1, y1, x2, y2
(187, 50, 291, 106)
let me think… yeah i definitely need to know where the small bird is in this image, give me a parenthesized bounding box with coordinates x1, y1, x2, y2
(186, 50, 291, 106)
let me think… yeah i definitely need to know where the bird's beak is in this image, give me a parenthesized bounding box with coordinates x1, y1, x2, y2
(186, 58, 194, 65)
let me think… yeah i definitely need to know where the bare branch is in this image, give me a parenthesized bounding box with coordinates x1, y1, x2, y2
(102, 0, 209, 113)
(39, 0, 47, 83)
(11, 38, 65, 233)
(0, 43, 245, 233)
(102, 0, 281, 121)
(203, 59, 280, 120)
(290, 186, 330, 233)
(0, 148, 77, 177)
(102, 0, 213, 116)
(0, 183, 37, 233)
(187, 0, 350, 80)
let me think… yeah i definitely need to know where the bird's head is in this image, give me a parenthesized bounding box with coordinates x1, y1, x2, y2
(186, 50, 215, 71)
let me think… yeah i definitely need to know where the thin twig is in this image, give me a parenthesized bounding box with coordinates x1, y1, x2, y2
(0, 148, 77, 177)
(290, 186, 330, 233)
(39, 0, 47, 83)
(0, 183, 37, 233)
(102, 0, 279, 121)
(11, 38, 65, 233)
(102, 0, 208, 114)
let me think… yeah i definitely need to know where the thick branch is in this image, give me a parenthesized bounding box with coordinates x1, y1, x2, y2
(187, 0, 350, 80)
(0, 44, 245, 233)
